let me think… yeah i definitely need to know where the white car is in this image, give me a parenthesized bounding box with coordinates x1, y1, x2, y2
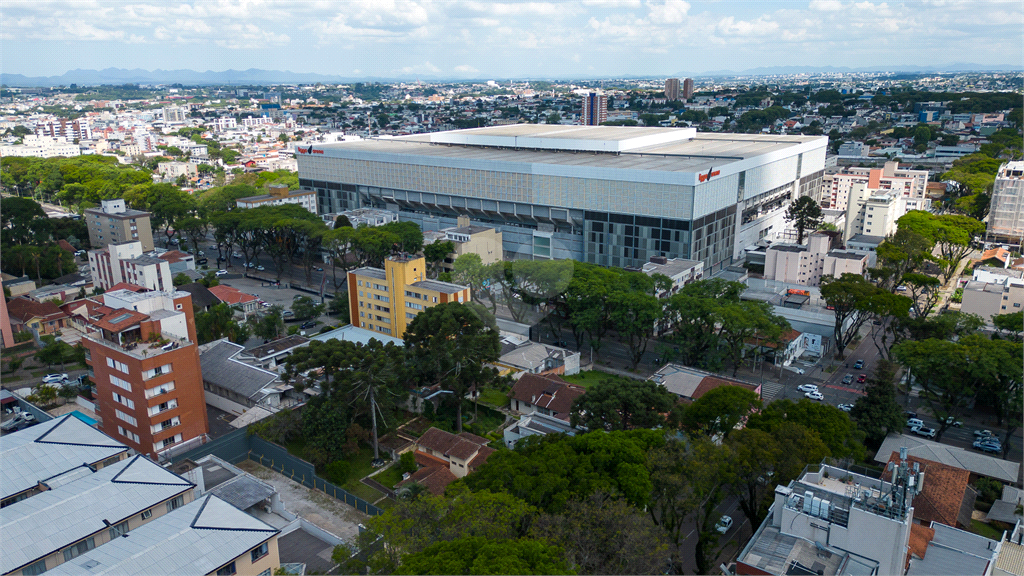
(215, 269, 228, 276)
(837, 403, 853, 412)
(42, 373, 69, 384)
(715, 515, 733, 534)
(797, 384, 818, 393)
(805, 390, 824, 401)
(256, 265, 265, 271)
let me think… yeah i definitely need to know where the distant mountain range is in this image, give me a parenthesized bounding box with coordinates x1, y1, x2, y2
(1, 63, 1021, 87)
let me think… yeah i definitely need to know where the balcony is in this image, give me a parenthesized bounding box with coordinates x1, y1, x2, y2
(84, 331, 191, 361)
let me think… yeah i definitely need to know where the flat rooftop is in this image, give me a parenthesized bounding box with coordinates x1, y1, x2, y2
(314, 125, 824, 175)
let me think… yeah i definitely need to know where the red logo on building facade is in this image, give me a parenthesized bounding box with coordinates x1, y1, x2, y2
(698, 168, 721, 183)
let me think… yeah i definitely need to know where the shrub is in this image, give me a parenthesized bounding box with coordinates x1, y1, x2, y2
(325, 460, 351, 485)
(398, 451, 417, 475)
(14, 331, 33, 343)
(287, 325, 299, 336)
(975, 477, 1003, 504)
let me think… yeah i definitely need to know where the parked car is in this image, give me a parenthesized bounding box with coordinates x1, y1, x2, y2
(282, 311, 294, 317)
(256, 265, 265, 271)
(300, 320, 317, 329)
(911, 426, 936, 438)
(232, 252, 242, 258)
(944, 417, 963, 427)
(42, 373, 69, 384)
(797, 384, 818, 393)
(715, 516, 733, 534)
(857, 374, 867, 383)
(904, 411, 918, 419)
(907, 418, 925, 429)
(314, 266, 324, 272)
(261, 302, 272, 308)
(896, 285, 907, 291)
(974, 429, 995, 439)
(973, 440, 1001, 454)
(837, 404, 854, 412)
(197, 258, 208, 265)
(215, 269, 228, 276)
(805, 391, 824, 401)
(1, 412, 36, 432)
(842, 374, 854, 384)
(853, 359, 864, 369)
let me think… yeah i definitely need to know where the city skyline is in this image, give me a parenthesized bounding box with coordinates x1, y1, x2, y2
(1, 0, 1021, 80)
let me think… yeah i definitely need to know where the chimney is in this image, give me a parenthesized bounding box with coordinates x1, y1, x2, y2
(457, 215, 471, 228)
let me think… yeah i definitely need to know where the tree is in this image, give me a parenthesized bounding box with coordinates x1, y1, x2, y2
(252, 305, 286, 340)
(395, 537, 572, 575)
(648, 438, 727, 575)
(404, 303, 501, 433)
(682, 385, 761, 439)
(722, 428, 781, 527)
(717, 300, 789, 376)
(993, 311, 1023, 342)
(607, 291, 663, 369)
(291, 296, 326, 320)
(35, 338, 76, 370)
(901, 272, 942, 319)
(849, 360, 905, 448)
(530, 493, 669, 575)
(896, 211, 984, 285)
(570, 378, 676, 432)
(546, 112, 562, 124)
(172, 273, 191, 286)
(820, 274, 879, 359)
(785, 196, 823, 245)
(328, 295, 350, 323)
(334, 214, 352, 228)
(424, 240, 455, 279)
(870, 228, 933, 292)
(748, 399, 866, 461)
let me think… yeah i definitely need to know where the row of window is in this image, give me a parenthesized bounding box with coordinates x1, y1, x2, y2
(118, 425, 140, 443)
(145, 381, 175, 399)
(112, 392, 134, 410)
(115, 409, 137, 426)
(106, 357, 129, 375)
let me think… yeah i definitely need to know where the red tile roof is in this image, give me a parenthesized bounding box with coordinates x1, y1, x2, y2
(6, 297, 68, 324)
(417, 427, 490, 461)
(884, 453, 970, 528)
(158, 251, 192, 263)
(57, 239, 75, 253)
(691, 379, 760, 402)
(93, 308, 150, 333)
(398, 462, 458, 496)
(208, 285, 257, 305)
(509, 373, 586, 418)
(413, 450, 449, 469)
(468, 446, 495, 472)
(107, 282, 144, 293)
(907, 523, 935, 566)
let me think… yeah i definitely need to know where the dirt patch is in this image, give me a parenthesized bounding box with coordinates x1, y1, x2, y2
(237, 459, 368, 543)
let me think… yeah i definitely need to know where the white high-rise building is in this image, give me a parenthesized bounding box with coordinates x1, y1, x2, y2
(989, 161, 1024, 241)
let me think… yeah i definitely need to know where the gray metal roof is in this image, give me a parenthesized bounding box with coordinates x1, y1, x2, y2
(907, 522, 999, 576)
(46, 495, 278, 576)
(199, 339, 279, 400)
(321, 127, 821, 174)
(0, 455, 194, 575)
(209, 474, 276, 511)
(350, 267, 387, 281)
(0, 414, 127, 501)
(410, 279, 468, 294)
(875, 434, 1020, 484)
(311, 324, 404, 347)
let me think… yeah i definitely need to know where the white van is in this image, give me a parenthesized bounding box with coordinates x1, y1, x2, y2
(906, 418, 924, 429)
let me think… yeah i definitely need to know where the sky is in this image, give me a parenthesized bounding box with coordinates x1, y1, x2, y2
(1, 0, 1022, 79)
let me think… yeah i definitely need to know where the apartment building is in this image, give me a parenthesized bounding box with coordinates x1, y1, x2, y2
(236, 183, 317, 214)
(640, 256, 704, 297)
(156, 161, 197, 179)
(682, 78, 694, 100)
(88, 241, 174, 292)
(84, 199, 154, 252)
(428, 216, 503, 273)
(347, 254, 471, 338)
(82, 288, 209, 459)
(821, 161, 928, 210)
(0, 135, 81, 158)
(737, 456, 1001, 576)
(581, 92, 608, 126)
(843, 183, 909, 243)
(0, 414, 128, 508)
(989, 161, 1024, 241)
(665, 78, 680, 102)
(961, 266, 1024, 322)
(162, 106, 188, 124)
(764, 232, 867, 287)
(46, 494, 280, 576)
(35, 118, 93, 140)
(1, 455, 195, 576)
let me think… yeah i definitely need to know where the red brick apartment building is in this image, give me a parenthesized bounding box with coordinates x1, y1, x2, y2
(82, 287, 208, 459)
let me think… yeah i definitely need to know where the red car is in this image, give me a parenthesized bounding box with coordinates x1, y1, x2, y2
(857, 374, 867, 383)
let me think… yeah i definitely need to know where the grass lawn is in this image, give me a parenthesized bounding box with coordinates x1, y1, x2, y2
(562, 370, 638, 389)
(970, 520, 1004, 540)
(342, 480, 384, 502)
(477, 387, 509, 408)
(373, 465, 406, 489)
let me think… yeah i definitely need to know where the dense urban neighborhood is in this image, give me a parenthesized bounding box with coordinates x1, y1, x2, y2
(1, 70, 1022, 576)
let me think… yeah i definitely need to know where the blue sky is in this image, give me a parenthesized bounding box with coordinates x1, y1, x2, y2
(1, 0, 1021, 78)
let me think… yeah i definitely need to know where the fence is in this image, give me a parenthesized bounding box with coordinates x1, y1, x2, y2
(171, 428, 382, 516)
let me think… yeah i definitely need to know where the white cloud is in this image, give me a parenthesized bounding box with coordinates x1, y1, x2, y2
(646, 0, 690, 24)
(454, 64, 478, 73)
(809, 0, 844, 11)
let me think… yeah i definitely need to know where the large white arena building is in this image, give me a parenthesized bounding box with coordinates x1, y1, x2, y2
(296, 125, 827, 273)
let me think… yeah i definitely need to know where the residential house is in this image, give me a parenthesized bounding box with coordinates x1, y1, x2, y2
(207, 285, 260, 314)
(503, 411, 578, 449)
(874, 434, 1020, 485)
(497, 339, 580, 376)
(508, 373, 586, 421)
(237, 335, 310, 370)
(649, 363, 761, 403)
(3, 276, 37, 298)
(881, 453, 975, 530)
(175, 282, 220, 313)
(6, 297, 69, 336)
(412, 427, 495, 480)
(199, 339, 291, 415)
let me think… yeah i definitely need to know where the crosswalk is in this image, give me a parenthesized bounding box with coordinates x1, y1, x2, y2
(761, 381, 785, 403)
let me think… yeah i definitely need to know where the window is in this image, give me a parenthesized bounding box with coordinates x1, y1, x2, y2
(141, 509, 152, 520)
(112, 392, 135, 409)
(110, 374, 132, 392)
(216, 562, 237, 576)
(109, 520, 130, 539)
(63, 537, 96, 561)
(106, 357, 129, 374)
(166, 495, 184, 513)
(23, 560, 47, 576)
(145, 381, 175, 399)
(251, 542, 269, 562)
(115, 409, 137, 426)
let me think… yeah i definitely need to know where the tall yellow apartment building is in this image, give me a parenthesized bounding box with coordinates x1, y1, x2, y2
(347, 255, 471, 338)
